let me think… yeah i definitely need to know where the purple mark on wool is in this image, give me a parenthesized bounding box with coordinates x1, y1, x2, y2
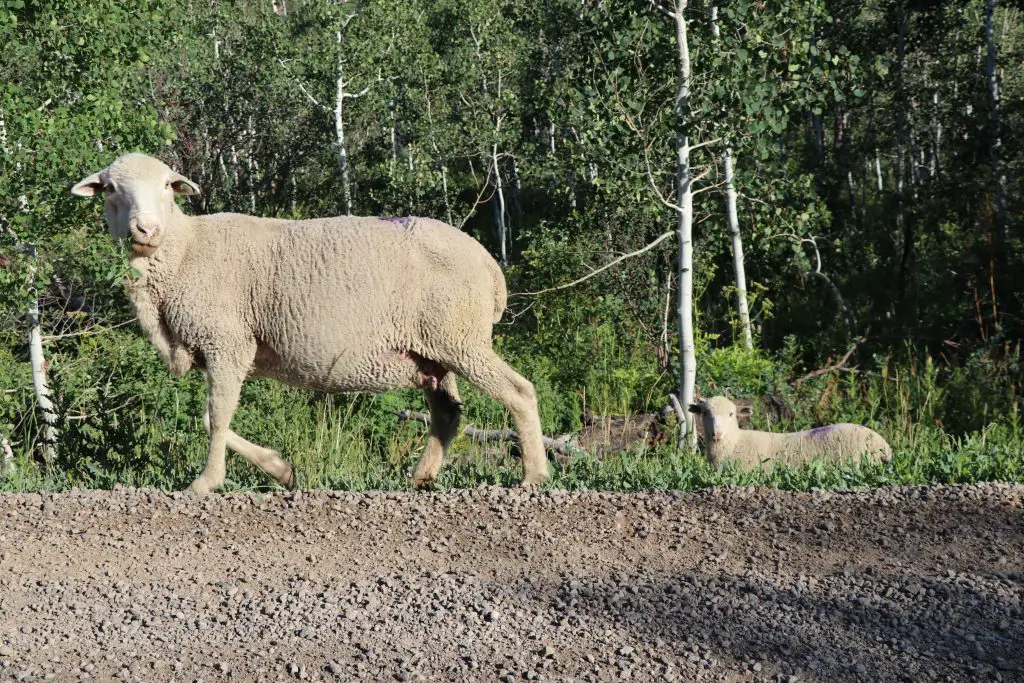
(808, 425, 839, 438)
(377, 216, 411, 227)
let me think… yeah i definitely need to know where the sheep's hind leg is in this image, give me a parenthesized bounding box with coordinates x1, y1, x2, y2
(202, 409, 295, 490)
(451, 349, 549, 487)
(412, 374, 461, 490)
(189, 359, 248, 496)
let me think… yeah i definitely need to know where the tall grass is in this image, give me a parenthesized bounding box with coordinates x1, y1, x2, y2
(1, 326, 1021, 494)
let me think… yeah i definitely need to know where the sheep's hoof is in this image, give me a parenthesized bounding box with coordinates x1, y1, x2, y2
(411, 476, 436, 491)
(187, 480, 214, 497)
(280, 466, 297, 491)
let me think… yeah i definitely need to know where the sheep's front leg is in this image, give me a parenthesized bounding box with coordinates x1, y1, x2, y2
(190, 359, 249, 495)
(202, 409, 295, 489)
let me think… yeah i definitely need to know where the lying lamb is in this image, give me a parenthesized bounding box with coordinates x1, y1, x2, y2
(689, 396, 892, 470)
(72, 153, 548, 494)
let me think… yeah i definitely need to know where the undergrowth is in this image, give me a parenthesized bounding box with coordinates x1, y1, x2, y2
(2, 328, 1022, 494)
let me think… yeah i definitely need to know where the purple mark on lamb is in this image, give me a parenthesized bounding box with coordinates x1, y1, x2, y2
(377, 216, 411, 228)
(807, 425, 839, 438)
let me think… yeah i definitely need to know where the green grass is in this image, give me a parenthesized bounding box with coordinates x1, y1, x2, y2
(2, 400, 1022, 494)
(3, 329, 1022, 495)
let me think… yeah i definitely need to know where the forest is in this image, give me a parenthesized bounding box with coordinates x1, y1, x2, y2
(0, 0, 1022, 492)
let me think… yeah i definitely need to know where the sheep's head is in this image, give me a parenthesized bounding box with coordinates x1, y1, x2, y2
(71, 153, 199, 257)
(688, 396, 749, 443)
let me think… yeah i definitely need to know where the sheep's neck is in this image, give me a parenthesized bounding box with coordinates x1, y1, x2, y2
(125, 213, 194, 366)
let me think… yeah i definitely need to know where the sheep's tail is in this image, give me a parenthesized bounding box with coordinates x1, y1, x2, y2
(487, 256, 507, 324)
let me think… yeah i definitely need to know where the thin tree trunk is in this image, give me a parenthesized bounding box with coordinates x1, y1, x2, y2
(723, 148, 752, 350)
(441, 165, 452, 225)
(26, 247, 57, 462)
(0, 434, 13, 475)
(492, 143, 508, 267)
(984, 0, 1006, 239)
(335, 31, 353, 216)
(875, 150, 883, 193)
(931, 89, 941, 178)
(246, 115, 257, 214)
(673, 0, 697, 450)
(0, 105, 9, 156)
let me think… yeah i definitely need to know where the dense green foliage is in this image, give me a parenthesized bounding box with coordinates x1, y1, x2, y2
(1, 0, 1021, 492)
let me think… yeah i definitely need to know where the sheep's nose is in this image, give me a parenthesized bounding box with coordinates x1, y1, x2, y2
(130, 217, 158, 237)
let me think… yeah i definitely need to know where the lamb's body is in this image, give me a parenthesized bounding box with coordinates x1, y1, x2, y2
(690, 396, 892, 470)
(73, 153, 546, 494)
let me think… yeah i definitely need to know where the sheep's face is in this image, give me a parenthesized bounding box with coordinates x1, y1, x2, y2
(71, 153, 199, 256)
(688, 396, 745, 443)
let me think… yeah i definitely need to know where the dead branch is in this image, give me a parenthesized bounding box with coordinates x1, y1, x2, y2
(512, 230, 673, 296)
(793, 340, 863, 387)
(397, 409, 583, 456)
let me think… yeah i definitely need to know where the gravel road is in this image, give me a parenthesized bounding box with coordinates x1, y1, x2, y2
(0, 483, 1021, 682)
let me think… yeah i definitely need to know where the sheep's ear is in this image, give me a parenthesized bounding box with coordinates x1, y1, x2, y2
(71, 172, 104, 197)
(688, 404, 703, 415)
(169, 173, 200, 196)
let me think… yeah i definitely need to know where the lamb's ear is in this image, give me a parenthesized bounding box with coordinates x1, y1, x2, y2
(688, 404, 703, 414)
(71, 172, 104, 197)
(169, 173, 200, 196)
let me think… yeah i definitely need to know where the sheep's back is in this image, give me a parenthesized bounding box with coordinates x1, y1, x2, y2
(179, 214, 503, 387)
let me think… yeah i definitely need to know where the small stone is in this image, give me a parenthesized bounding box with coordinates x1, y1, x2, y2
(327, 661, 344, 675)
(0, 646, 14, 657)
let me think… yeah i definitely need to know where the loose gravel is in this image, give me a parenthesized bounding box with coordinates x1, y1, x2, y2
(0, 483, 1021, 682)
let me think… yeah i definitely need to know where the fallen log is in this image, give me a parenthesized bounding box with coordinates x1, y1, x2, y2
(396, 410, 584, 457)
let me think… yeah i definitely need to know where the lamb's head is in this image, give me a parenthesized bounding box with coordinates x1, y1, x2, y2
(689, 395, 750, 443)
(71, 153, 199, 256)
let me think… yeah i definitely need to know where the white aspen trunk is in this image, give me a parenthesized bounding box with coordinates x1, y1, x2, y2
(335, 31, 352, 215)
(847, 170, 857, 218)
(290, 173, 297, 214)
(931, 89, 940, 177)
(441, 165, 452, 225)
(0, 105, 9, 156)
(390, 107, 398, 173)
(26, 249, 57, 461)
(723, 148, 752, 350)
(549, 119, 556, 155)
(875, 150, 883, 193)
(246, 115, 257, 214)
(0, 434, 13, 475)
(984, 0, 1007, 239)
(673, 0, 697, 450)
(492, 143, 508, 267)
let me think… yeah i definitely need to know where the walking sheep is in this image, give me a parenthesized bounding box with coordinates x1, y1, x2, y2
(689, 396, 892, 470)
(71, 153, 549, 494)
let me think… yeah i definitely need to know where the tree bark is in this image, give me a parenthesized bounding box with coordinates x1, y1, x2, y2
(492, 143, 508, 267)
(26, 247, 57, 462)
(672, 0, 697, 451)
(723, 148, 752, 350)
(984, 0, 1006, 240)
(335, 31, 353, 215)
(0, 435, 13, 475)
